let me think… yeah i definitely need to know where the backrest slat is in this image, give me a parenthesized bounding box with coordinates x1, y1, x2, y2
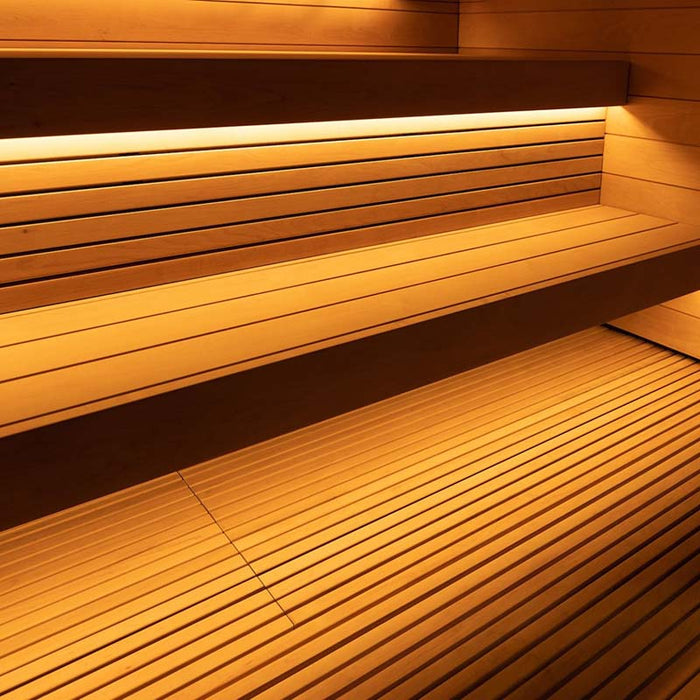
(0, 109, 606, 312)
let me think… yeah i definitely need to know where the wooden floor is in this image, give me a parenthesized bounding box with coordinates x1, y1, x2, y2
(0, 326, 698, 699)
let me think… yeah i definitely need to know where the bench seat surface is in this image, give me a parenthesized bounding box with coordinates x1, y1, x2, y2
(1, 204, 698, 437)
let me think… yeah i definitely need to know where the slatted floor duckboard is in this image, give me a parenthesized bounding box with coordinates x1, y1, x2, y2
(0, 326, 698, 699)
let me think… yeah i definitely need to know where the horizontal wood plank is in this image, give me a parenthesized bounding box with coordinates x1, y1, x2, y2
(459, 9, 700, 55)
(603, 135, 700, 191)
(601, 174, 700, 226)
(458, 49, 700, 102)
(0, 0, 457, 51)
(0, 57, 627, 137)
(610, 304, 700, 359)
(2, 328, 697, 697)
(0, 174, 602, 281)
(0, 107, 606, 165)
(606, 98, 700, 148)
(461, 1, 700, 10)
(664, 291, 700, 317)
(0, 205, 697, 438)
(0, 192, 600, 313)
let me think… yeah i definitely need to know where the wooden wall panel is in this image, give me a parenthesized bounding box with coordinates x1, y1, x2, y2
(612, 291, 700, 360)
(459, 0, 700, 355)
(605, 97, 700, 146)
(0, 0, 458, 53)
(603, 136, 700, 191)
(460, 8, 699, 54)
(601, 175, 700, 227)
(462, 1, 700, 9)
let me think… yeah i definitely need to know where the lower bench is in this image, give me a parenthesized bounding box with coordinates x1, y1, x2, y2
(1, 204, 699, 438)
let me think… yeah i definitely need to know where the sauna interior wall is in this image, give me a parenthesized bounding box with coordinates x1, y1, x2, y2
(0, 0, 458, 53)
(459, 0, 700, 354)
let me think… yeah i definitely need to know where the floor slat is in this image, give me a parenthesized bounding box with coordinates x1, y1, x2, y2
(1, 326, 697, 699)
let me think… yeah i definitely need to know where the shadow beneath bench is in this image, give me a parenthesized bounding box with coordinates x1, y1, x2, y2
(1, 250, 698, 531)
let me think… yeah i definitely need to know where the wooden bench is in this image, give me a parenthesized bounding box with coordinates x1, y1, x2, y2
(0, 57, 697, 442)
(2, 203, 699, 438)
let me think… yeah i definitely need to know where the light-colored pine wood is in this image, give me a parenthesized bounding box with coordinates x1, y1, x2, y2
(248, 362, 699, 588)
(462, 1, 700, 10)
(0, 473, 290, 699)
(0, 206, 632, 347)
(181, 327, 612, 491)
(0, 150, 602, 228)
(0, 120, 603, 198)
(459, 8, 700, 54)
(0, 191, 600, 313)
(1, 206, 697, 438)
(187, 332, 651, 523)
(458, 4, 700, 357)
(602, 174, 700, 227)
(0, 170, 602, 274)
(0, 106, 605, 165)
(0, 0, 457, 52)
(665, 292, 700, 317)
(604, 135, 700, 192)
(1, 328, 697, 698)
(606, 98, 700, 147)
(611, 304, 700, 359)
(0, 110, 608, 310)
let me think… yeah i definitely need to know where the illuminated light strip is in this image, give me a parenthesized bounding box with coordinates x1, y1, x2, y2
(0, 107, 607, 164)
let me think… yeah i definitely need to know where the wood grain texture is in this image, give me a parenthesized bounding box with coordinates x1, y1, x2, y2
(0, 256, 697, 530)
(0, 0, 458, 52)
(611, 304, 700, 359)
(458, 1, 700, 366)
(612, 290, 700, 359)
(0, 174, 603, 282)
(665, 292, 700, 317)
(0, 110, 607, 311)
(0, 106, 607, 165)
(3, 328, 696, 697)
(462, 1, 700, 10)
(601, 174, 700, 225)
(604, 135, 700, 190)
(0, 57, 627, 137)
(0, 192, 599, 314)
(459, 8, 700, 54)
(0, 205, 698, 438)
(0, 474, 291, 698)
(0, 144, 602, 222)
(606, 98, 700, 147)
